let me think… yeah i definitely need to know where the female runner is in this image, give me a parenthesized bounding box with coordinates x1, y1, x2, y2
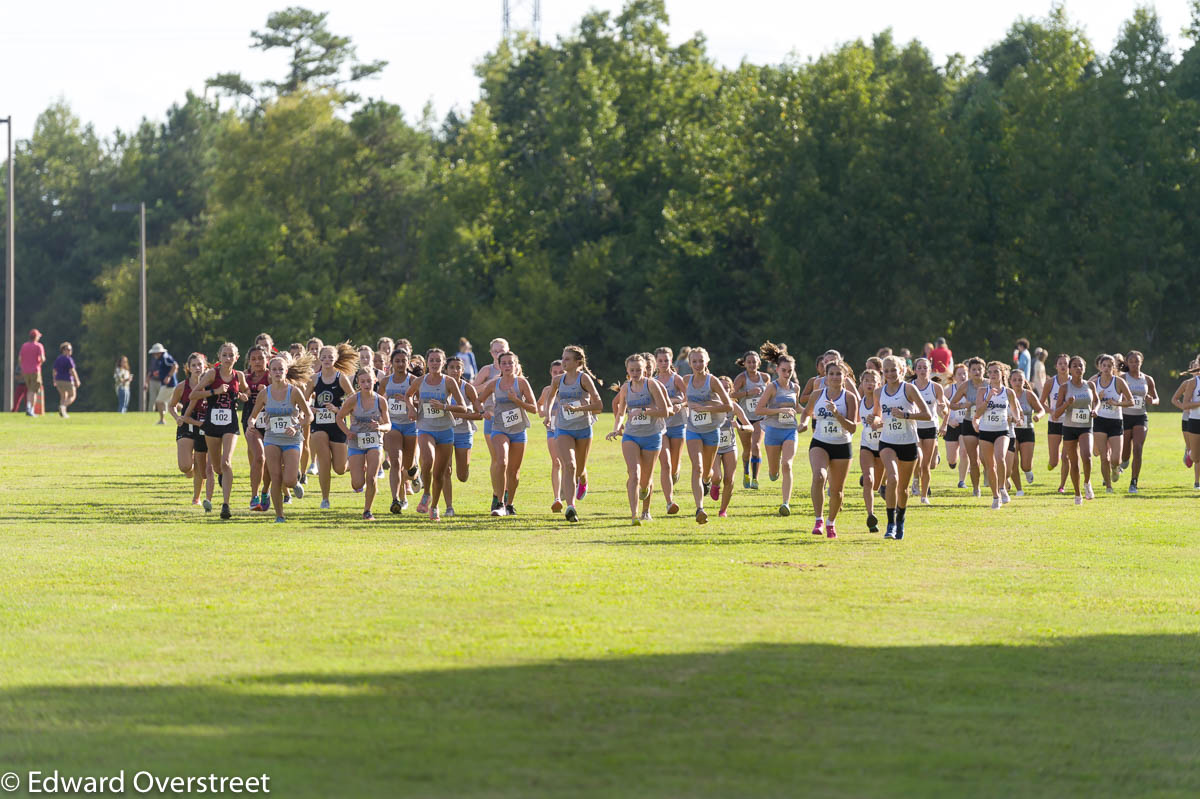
(170, 352, 213, 507)
(944, 363, 968, 488)
(1051, 355, 1098, 504)
(241, 346, 271, 512)
(308, 343, 357, 509)
(606, 353, 672, 525)
(382, 348, 419, 513)
(755, 342, 802, 518)
(653, 347, 688, 516)
(910, 357, 945, 504)
(1171, 360, 1200, 489)
(443, 356, 483, 517)
(730, 350, 767, 489)
(1120, 351, 1157, 492)
(407, 348, 467, 521)
(679, 347, 734, 524)
(248, 354, 315, 522)
(708, 376, 754, 518)
(190, 343, 245, 520)
(802, 359, 859, 538)
(337, 366, 391, 520)
(972, 361, 1021, 509)
(1040, 354, 1071, 491)
(476, 351, 538, 517)
(947, 357, 986, 496)
(1004, 368, 1044, 496)
(872, 355, 932, 538)
(1091, 354, 1134, 494)
(537, 359, 566, 512)
(857, 368, 883, 533)
(546, 345, 604, 523)
(800, 350, 840, 406)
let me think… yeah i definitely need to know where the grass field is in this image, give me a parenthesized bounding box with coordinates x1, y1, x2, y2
(1, 412, 1198, 797)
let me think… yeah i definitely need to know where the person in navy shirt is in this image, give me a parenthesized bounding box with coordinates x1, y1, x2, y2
(53, 342, 81, 418)
(147, 343, 179, 424)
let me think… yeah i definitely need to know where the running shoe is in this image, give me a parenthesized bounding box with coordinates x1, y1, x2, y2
(1000, 489, 1010, 505)
(1106, 485, 1114, 494)
(308, 462, 318, 475)
(220, 503, 232, 519)
(666, 502, 680, 515)
(1118, 460, 1129, 474)
(192, 498, 201, 506)
(1074, 495, 1083, 505)
(709, 482, 719, 501)
(920, 496, 931, 505)
(672, 472, 680, 486)
(1025, 471, 1034, 484)
(639, 486, 651, 501)
(695, 508, 708, 525)
(429, 508, 441, 522)
(416, 494, 430, 514)
(718, 510, 728, 518)
(381, 460, 390, 471)
(260, 493, 270, 511)
(826, 522, 837, 539)
(505, 505, 516, 516)
(884, 524, 895, 539)
(202, 499, 212, 513)
(632, 517, 642, 527)
(770, 472, 779, 482)
(412, 473, 423, 491)
(249, 496, 260, 511)
(565, 505, 578, 523)
(743, 475, 751, 489)
(991, 497, 1001, 510)
(551, 499, 564, 513)
(957, 480, 965, 489)
(641, 511, 652, 522)
(275, 516, 286, 523)
(866, 513, 879, 533)
(878, 485, 886, 500)
(894, 526, 904, 540)
(391, 498, 403, 514)
(972, 488, 981, 498)
(1084, 483, 1095, 500)
(750, 479, 759, 490)
(407, 465, 419, 478)
(1057, 486, 1065, 494)
(400, 499, 409, 510)
(778, 503, 790, 517)
(320, 499, 331, 509)
(910, 484, 919, 496)
(1128, 482, 1138, 494)
(294, 483, 305, 500)
(1194, 482, 1200, 490)
(576, 481, 588, 501)
(811, 519, 824, 536)
(363, 511, 375, 521)
(298, 473, 306, 486)
(1186, 451, 1194, 468)
(1016, 490, 1025, 497)
(445, 507, 456, 518)
(218, 473, 223, 488)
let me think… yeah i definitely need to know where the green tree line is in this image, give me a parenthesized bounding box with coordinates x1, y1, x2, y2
(4, 1, 1200, 409)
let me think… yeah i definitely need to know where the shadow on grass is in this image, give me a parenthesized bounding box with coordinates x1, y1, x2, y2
(1, 636, 1197, 798)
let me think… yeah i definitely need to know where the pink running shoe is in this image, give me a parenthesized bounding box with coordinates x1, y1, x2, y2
(1186, 451, 1194, 468)
(416, 494, 430, 514)
(576, 481, 588, 501)
(812, 519, 824, 536)
(718, 510, 728, 518)
(709, 482, 720, 501)
(826, 522, 837, 539)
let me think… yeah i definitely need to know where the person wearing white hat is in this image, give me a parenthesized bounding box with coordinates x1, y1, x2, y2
(146, 343, 179, 424)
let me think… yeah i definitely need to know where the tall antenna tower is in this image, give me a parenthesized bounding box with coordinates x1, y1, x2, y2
(503, 0, 541, 40)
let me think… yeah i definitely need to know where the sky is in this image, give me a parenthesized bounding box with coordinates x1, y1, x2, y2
(1, 0, 1193, 142)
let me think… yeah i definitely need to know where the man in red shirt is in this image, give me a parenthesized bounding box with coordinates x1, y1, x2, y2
(19, 329, 46, 416)
(930, 337, 953, 381)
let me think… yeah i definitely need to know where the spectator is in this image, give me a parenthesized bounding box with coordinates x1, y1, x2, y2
(19, 328, 46, 416)
(146, 343, 179, 424)
(114, 356, 133, 413)
(923, 342, 934, 359)
(1031, 347, 1048, 395)
(674, 346, 693, 375)
(457, 337, 478, 380)
(899, 347, 914, 375)
(1014, 338, 1031, 379)
(930, 337, 953, 380)
(53, 342, 81, 418)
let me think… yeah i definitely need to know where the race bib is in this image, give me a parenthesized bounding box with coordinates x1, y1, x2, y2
(1070, 408, 1090, 425)
(628, 409, 650, 428)
(718, 428, 734, 449)
(778, 408, 796, 426)
(254, 411, 267, 430)
(866, 427, 881, 444)
(210, 408, 232, 426)
(1101, 400, 1116, 414)
(743, 396, 759, 414)
(1131, 395, 1145, 411)
(422, 401, 444, 419)
(270, 416, 290, 434)
(561, 403, 582, 420)
(986, 410, 1005, 426)
(356, 431, 380, 449)
(690, 409, 710, 426)
(888, 419, 905, 432)
(314, 408, 335, 425)
(501, 408, 521, 428)
(454, 413, 467, 428)
(822, 420, 841, 437)
(388, 397, 408, 420)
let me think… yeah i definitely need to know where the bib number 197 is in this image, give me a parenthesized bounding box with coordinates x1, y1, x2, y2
(270, 417, 289, 434)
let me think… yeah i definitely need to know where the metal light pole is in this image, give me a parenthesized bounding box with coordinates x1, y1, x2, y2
(112, 202, 147, 411)
(2, 117, 12, 414)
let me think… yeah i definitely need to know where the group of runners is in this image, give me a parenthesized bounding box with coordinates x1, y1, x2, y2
(165, 334, 1200, 539)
